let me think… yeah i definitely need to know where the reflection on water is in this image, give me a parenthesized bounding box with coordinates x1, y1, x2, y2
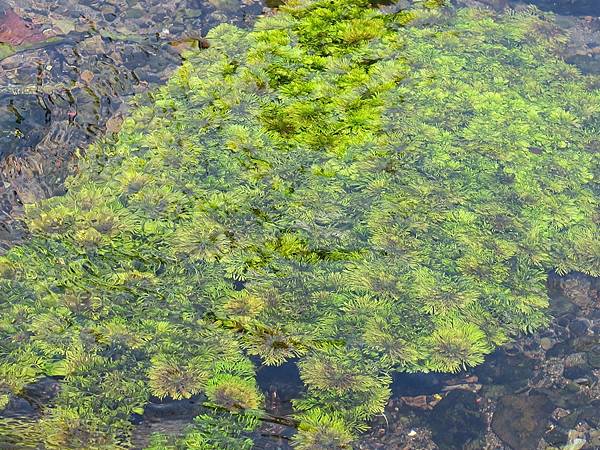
(0, 0, 267, 247)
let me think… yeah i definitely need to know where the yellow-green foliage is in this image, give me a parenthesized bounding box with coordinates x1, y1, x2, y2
(0, 0, 598, 447)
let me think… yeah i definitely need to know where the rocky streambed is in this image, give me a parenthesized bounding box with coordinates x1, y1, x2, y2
(1, 0, 599, 254)
(250, 273, 599, 450)
(0, 0, 268, 250)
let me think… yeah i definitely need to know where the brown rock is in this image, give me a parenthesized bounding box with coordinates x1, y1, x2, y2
(106, 114, 124, 134)
(0, 8, 45, 46)
(80, 70, 94, 84)
(401, 395, 429, 409)
(491, 394, 554, 450)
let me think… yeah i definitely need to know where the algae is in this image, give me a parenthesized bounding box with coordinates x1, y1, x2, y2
(0, 0, 598, 447)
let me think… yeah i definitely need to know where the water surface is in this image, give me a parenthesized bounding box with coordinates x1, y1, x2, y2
(0, 1, 598, 449)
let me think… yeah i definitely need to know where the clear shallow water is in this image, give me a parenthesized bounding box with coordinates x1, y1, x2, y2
(0, 0, 267, 248)
(248, 272, 599, 449)
(527, 0, 600, 16)
(0, 1, 598, 449)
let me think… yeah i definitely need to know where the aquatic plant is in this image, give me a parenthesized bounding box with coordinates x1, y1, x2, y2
(0, 0, 598, 447)
(293, 409, 355, 450)
(146, 410, 259, 450)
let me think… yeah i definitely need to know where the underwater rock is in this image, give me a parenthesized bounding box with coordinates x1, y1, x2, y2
(526, 0, 600, 16)
(568, 319, 590, 337)
(545, 427, 569, 447)
(563, 365, 592, 381)
(578, 403, 600, 427)
(0, 396, 35, 418)
(0, 377, 60, 419)
(392, 372, 453, 397)
(428, 390, 485, 450)
(572, 335, 599, 353)
(21, 377, 60, 406)
(142, 396, 204, 421)
(491, 394, 554, 450)
(0, 7, 45, 45)
(560, 274, 596, 310)
(564, 352, 588, 368)
(563, 432, 587, 450)
(588, 345, 600, 368)
(400, 394, 430, 409)
(546, 341, 571, 358)
(474, 350, 535, 392)
(557, 411, 580, 430)
(540, 337, 555, 351)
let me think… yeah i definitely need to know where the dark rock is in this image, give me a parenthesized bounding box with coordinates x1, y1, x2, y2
(391, 371, 453, 397)
(474, 350, 534, 391)
(546, 341, 570, 358)
(572, 335, 598, 352)
(552, 325, 571, 341)
(588, 345, 600, 369)
(22, 377, 60, 405)
(143, 395, 203, 420)
(0, 396, 36, 418)
(557, 314, 575, 328)
(563, 366, 590, 380)
(545, 427, 568, 446)
(0, 377, 61, 419)
(428, 391, 486, 450)
(564, 352, 587, 368)
(491, 395, 553, 450)
(130, 412, 144, 425)
(564, 382, 582, 394)
(527, 0, 600, 16)
(568, 319, 589, 337)
(558, 411, 580, 429)
(579, 404, 600, 427)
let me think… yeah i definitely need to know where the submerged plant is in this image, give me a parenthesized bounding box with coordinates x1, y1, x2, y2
(205, 374, 263, 412)
(293, 409, 355, 450)
(148, 356, 208, 400)
(0, 0, 598, 447)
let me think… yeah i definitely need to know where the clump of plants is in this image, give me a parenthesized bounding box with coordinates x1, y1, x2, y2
(0, 0, 598, 447)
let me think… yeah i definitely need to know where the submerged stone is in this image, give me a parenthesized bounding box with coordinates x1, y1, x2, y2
(428, 390, 485, 450)
(568, 318, 589, 337)
(0, 8, 45, 46)
(527, 0, 600, 16)
(491, 394, 554, 450)
(588, 345, 600, 368)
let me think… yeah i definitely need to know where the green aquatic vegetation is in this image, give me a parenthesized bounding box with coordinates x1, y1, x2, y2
(1, 0, 599, 447)
(293, 409, 355, 450)
(146, 411, 259, 450)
